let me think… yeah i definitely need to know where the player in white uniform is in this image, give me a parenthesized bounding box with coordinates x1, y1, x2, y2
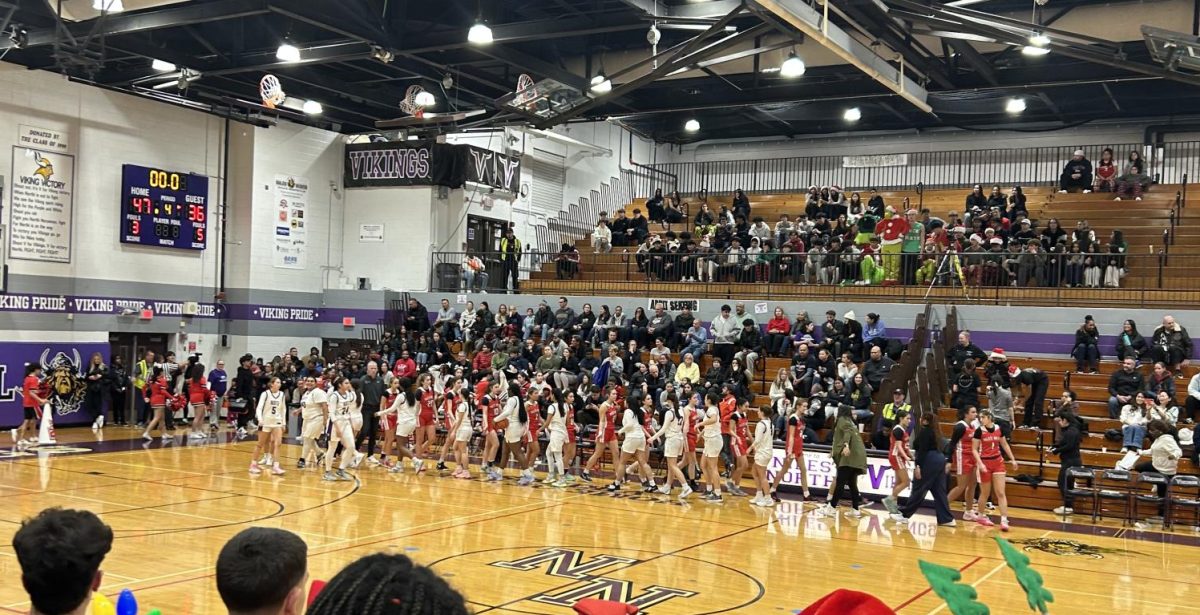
(297, 377, 328, 469)
(608, 394, 655, 492)
(323, 377, 362, 481)
(544, 390, 569, 487)
(494, 383, 534, 485)
(748, 406, 776, 507)
(250, 377, 286, 476)
(649, 393, 691, 499)
(389, 380, 424, 473)
(450, 383, 474, 479)
(699, 392, 724, 503)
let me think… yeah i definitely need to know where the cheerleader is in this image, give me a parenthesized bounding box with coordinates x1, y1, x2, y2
(298, 376, 328, 469)
(561, 390, 578, 483)
(882, 409, 912, 516)
(544, 389, 570, 486)
(450, 385, 474, 479)
(323, 377, 360, 481)
(946, 405, 980, 521)
(649, 393, 691, 498)
(479, 381, 504, 481)
(185, 363, 211, 440)
(726, 399, 752, 497)
(607, 394, 655, 491)
(699, 392, 724, 502)
(250, 377, 286, 476)
(495, 382, 534, 485)
(372, 378, 402, 468)
(973, 409, 1018, 531)
(581, 387, 621, 483)
(436, 377, 462, 471)
(390, 378, 423, 473)
(415, 374, 437, 460)
(141, 366, 172, 443)
(748, 406, 776, 507)
(525, 388, 544, 475)
(769, 394, 812, 502)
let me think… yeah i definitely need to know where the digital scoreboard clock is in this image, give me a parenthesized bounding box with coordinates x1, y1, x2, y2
(120, 164, 209, 250)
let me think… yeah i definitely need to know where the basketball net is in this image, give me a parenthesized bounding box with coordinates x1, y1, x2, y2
(400, 85, 428, 118)
(260, 74, 286, 109)
(514, 73, 537, 106)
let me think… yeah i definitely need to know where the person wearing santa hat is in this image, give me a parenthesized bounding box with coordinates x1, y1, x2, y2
(983, 348, 1011, 387)
(1010, 364, 1051, 430)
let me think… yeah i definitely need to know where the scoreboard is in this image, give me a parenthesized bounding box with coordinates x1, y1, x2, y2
(120, 164, 209, 250)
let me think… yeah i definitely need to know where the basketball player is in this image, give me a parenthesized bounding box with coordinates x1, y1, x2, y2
(495, 383, 534, 485)
(649, 393, 691, 498)
(298, 376, 328, 469)
(973, 409, 1019, 530)
(450, 386, 474, 479)
(324, 377, 359, 481)
(250, 377, 286, 476)
(544, 389, 569, 486)
(581, 387, 620, 483)
(699, 393, 725, 503)
(748, 406, 776, 507)
(769, 397, 812, 503)
(683, 393, 703, 491)
(561, 390, 579, 484)
(479, 381, 504, 481)
(14, 364, 46, 449)
(415, 373, 437, 460)
(372, 378, 402, 468)
(607, 394, 654, 492)
(525, 388, 544, 478)
(726, 398, 752, 497)
(435, 377, 462, 471)
(882, 409, 912, 516)
(946, 405, 980, 521)
(390, 379, 423, 474)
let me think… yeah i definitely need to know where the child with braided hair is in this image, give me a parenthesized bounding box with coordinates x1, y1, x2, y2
(306, 553, 469, 615)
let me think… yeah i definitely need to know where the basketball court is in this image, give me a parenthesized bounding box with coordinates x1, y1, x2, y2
(0, 432, 1194, 614)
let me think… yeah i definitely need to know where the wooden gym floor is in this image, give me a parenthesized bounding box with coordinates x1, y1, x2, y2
(0, 429, 1197, 614)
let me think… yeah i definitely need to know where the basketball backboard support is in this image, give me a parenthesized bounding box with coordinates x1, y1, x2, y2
(1143, 25, 1200, 73)
(496, 76, 592, 123)
(375, 109, 486, 129)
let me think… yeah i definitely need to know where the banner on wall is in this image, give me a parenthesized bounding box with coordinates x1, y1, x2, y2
(18, 125, 70, 153)
(8, 146, 74, 263)
(465, 146, 522, 193)
(842, 153, 908, 168)
(767, 448, 928, 501)
(343, 141, 466, 188)
(272, 175, 308, 269)
(0, 342, 109, 428)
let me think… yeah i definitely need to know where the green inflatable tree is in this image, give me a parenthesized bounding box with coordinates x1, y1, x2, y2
(917, 560, 989, 615)
(995, 537, 1054, 614)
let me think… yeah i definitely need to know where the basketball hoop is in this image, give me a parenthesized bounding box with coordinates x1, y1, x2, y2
(513, 73, 538, 106)
(400, 85, 430, 118)
(260, 74, 286, 109)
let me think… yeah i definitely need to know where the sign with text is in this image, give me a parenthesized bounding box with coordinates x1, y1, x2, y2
(465, 146, 522, 193)
(272, 175, 308, 269)
(646, 298, 699, 312)
(0, 342, 109, 427)
(358, 223, 384, 242)
(766, 448, 927, 500)
(9, 147, 74, 263)
(18, 125, 70, 153)
(343, 141, 465, 188)
(0, 292, 224, 318)
(842, 153, 909, 168)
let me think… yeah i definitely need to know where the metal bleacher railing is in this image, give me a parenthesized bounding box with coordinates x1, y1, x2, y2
(627, 141, 1200, 196)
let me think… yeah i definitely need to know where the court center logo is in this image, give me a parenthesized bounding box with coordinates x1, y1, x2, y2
(430, 545, 764, 613)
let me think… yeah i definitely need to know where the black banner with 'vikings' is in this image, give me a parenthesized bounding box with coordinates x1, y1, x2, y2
(344, 141, 521, 192)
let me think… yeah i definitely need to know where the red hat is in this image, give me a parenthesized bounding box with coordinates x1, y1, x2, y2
(801, 589, 897, 615)
(1008, 364, 1020, 377)
(988, 348, 1006, 361)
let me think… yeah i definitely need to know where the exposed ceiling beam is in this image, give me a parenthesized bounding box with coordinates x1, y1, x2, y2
(474, 45, 587, 90)
(395, 14, 650, 54)
(617, 0, 747, 20)
(0, 0, 271, 50)
(947, 40, 998, 86)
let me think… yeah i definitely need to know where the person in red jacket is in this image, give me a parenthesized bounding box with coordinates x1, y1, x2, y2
(765, 307, 791, 357)
(875, 207, 911, 286)
(14, 364, 46, 448)
(392, 350, 417, 381)
(470, 344, 493, 382)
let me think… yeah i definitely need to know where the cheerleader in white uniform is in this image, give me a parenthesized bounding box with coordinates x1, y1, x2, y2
(748, 406, 776, 507)
(323, 377, 361, 481)
(699, 392, 724, 503)
(494, 382, 534, 485)
(649, 393, 691, 499)
(450, 384, 474, 479)
(544, 389, 569, 487)
(250, 377, 286, 476)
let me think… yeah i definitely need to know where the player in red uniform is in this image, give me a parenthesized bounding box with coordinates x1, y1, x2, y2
(718, 387, 738, 472)
(415, 373, 437, 460)
(13, 364, 46, 449)
(725, 398, 751, 497)
(435, 377, 460, 472)
(524, 389, 544, 473)
(882, 409, 912, 516)
(375, 378, 402, 468)
(973, 410, 1019, 530)
(479, 381, 503, 478)
(581, 387, 621, 483)
(945, 406, 980, 521)
(769, 395, 812, 502)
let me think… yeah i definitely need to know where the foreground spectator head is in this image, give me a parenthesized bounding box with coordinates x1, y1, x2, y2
(307, 553, 469, 615)
(216, 527, 309, 615)
(12, 508, 113, 615)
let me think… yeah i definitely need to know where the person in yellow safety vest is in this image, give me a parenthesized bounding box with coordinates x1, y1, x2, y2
(499, 228, 522, 293)
(874, 388, 912, 449)
(134, 350, 155, 428)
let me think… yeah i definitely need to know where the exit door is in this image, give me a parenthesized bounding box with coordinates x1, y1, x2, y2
(109, 332, 169, 416)
(466, 215, 508, 290)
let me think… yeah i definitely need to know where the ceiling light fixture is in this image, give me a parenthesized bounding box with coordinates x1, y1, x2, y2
(1006, 97, 1026, 113)
(468, 22, 493, 44)
(276, 43, 301, 63)
(844, 107, 862, 122)
(151, 59, 176, 72)
(684, 119, 700, 132)
(780, 51, 806, 78)
(590, 74, 613, 95)
(1021, 45, 1050, 56)
(414, 90, 436, 107)
(302, 100, 323, 115)
(1029, 32, 1051, 47)
(93, 0, 124, 12)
